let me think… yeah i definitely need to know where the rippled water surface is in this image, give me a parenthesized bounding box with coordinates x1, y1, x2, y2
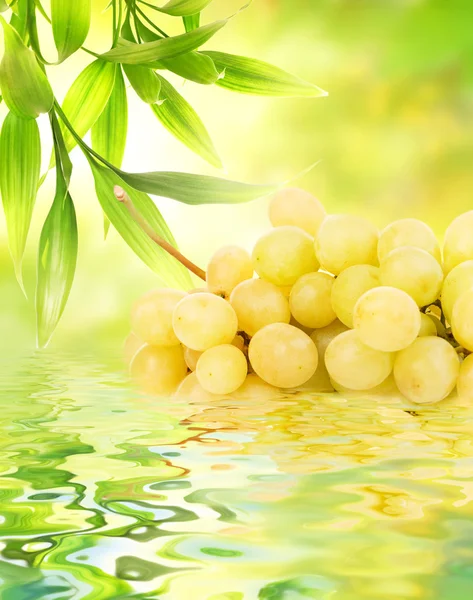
(1, 352, 473, 599)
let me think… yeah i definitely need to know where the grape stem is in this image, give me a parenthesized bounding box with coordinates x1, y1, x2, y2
(114, 186, 207, 282)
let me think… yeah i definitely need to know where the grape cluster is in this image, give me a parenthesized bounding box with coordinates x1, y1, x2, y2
(125, 188, 473, 405)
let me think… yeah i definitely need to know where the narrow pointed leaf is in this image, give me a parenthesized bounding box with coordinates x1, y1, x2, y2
(50, 110, 73, 185)
(123, 63, 161, 104)
(119, 170, 279, 205)
(36, 176, 78, 348)
(183, 14, 200, 32)
(100, 19, 226, 64)
(153, 0, 213, 17)
(91, 65, 128, 169)
(57, 59, 116, 154)
(151, 75, 222, 168)
(51, 0, 91, 61)
(89, 161, 192, 289)
(135, 20, 220, 84)
(0, 0, 9, 12)
(10, 0, 27, 40)
(0, 16, 53, 118)
(202, 51, 328, 97)
(0, 111, 40, 292)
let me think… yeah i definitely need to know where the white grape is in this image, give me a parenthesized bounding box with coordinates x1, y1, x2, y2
(379, 246, 443, 307)
(124, 332, 145, 364)
(457, 354, 473, 402)
(175, 372, 220, 401)
(289, 272, 336, 328)
(229, 278, 290, 336)
(353, 286, 421, 351)
(418, 313, 438, 337)
(130, 344, 187, 395)
(248, 323, 318, 388)
(131, 288, 187, 346)
(268, 187, 326, 236)
(441, 260, 473, 323)
(206, 245, 253, 297)
(252, 226, 319, 286)
(231, 374, 282, 399)
(183, 347, 202, 371)
(172, 293, 238, 351)
(451, 289, 473, 352)
(378, 218, 441, 263)
(393, 337, 459, 404)
(196, 344, 248, 395)
(331, 264, 379, 328)
(325, 329, 394, 391)
(443, 211, 473, 274)
(315, 214, 379, 275)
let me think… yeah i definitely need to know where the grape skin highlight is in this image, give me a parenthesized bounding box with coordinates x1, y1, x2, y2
(325, 329, 394, 391)
(393, 337, 460, 404)
(353, 286, 421, 352)
(289, 272, 336, 329)
(248, 323, 318, 388)
(268, 187, 326, 237)
(331, 264, 379, 328)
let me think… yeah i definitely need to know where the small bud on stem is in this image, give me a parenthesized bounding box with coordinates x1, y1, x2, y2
(114, 186, 207, 282)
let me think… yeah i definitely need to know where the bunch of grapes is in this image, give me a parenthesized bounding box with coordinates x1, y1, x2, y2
(125, 188, 473, 405)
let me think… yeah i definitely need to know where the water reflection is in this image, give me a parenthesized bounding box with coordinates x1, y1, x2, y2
(0, 352, 472, 599)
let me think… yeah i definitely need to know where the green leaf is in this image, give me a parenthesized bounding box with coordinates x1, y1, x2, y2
(119, 170, 278, 205)
(123, 63, 161, 104)
(150, 0, 213, 17)
(0, 16, 54, 118)
(183, 14, 200, 32)
(0, 111, 41, 293)
(50, 109, 73, 186)
(89, 160, 192, 290)
(91, 65, 128, 169)
(51, 0, 91, 61)
(57, 59, 116, 154)
(0, 0, 9, 12)
(152, 75, 222, 168)
(202, 51, 328, 97)
(100, 19, 226, 64)
(36, 175, 78, 348)
(135, 20, 220, 84)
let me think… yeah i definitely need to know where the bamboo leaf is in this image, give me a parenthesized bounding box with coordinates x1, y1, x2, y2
(149, 0, 213, 17)
(101, 19, 226, 64)
(50, 110, 72, 185)
(120, 170, 279, 205)
(151, 75, 222, 168)
(183, 14, 200, 32)
(135, 21, 220, 84)
(36, 175, 78, 348)
(91, 65, 128, 169)
(0, 0, 9, 12)
(202, 51, 328, 97)
(89, 160, 192, 289)
(57, 59, 116, 154)
(0, 111, 41, 293)
(123, 63, 161, 104)
(0, 16, 53, 118)
(51, 0, 91, 61)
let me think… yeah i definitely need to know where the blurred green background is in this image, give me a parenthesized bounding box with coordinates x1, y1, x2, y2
(2, 0, 473, 354)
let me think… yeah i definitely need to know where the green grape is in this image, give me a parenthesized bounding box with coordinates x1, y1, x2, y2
(252, 226, 319, 286)
(131, 288, 187, 346)
(331, 264, 379, 328)
(302, 320, 349, 392)
(229, 278, 290, 336)
(130, 344, 187, 395)
(393, 337, 460, 404)
(289, 271, 336, 328)
(231, 374, 282, 399)
(418, 313, 438, 337)
(207, 245, 253, 297)
(248, 323, 318, 388)
(451, 288, 473, 352)
(268, 187, 326, 237)
(441, 260, 473, 323)
(325, 329, 394, 391)
(172, 292, 238, 351)
(379, 246, 443, 307)
(443, 211, 473, 274)
(175, 372, 220, 401)
(378, 218, 441, 263)
(457, 354, 473, 402)
(353, 286, 421, 351)
(314, 214, 379, 275)
(196, 344, 248, 395)
(124, 332, 145, 364)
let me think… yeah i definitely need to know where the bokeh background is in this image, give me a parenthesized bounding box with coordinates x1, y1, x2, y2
(1, 0, 473, 354)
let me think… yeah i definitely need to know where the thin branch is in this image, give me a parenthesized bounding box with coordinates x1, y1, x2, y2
(114, 186, 207, 282)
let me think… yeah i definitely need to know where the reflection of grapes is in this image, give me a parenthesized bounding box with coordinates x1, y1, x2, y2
(124, 188, 473, 403)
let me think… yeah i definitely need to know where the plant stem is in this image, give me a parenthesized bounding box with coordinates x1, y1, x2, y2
(134, 4, 169, 37)
(114, 186, 207, 282)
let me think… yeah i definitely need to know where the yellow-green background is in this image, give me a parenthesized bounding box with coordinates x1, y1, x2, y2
(1, 0, 472, 353)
